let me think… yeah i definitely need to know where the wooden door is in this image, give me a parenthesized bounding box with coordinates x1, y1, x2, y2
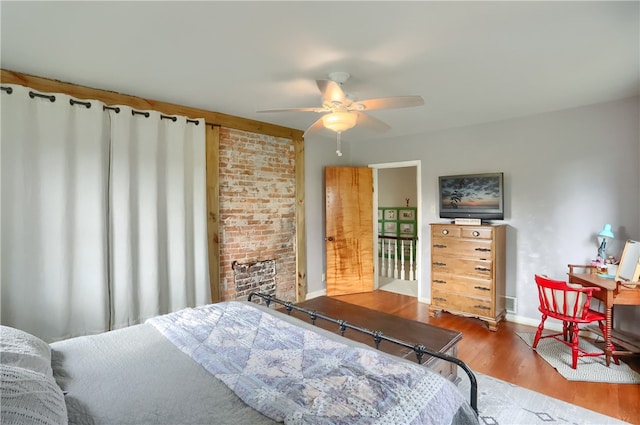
(325, 166, 374, 296)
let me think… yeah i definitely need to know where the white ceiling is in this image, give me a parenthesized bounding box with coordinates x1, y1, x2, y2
(2, 1, 638, 143)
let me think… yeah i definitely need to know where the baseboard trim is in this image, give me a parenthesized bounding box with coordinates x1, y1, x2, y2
(505, 313, 545, 329)
(305, 289, 326, 300)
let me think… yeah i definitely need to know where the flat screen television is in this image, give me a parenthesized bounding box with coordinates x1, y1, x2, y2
(438, 172, 504, 220)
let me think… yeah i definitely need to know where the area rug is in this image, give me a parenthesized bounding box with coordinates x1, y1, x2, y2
(517, 332, 640, 384)
(378, 277, 418, 297)
(457, 371, 629, 424)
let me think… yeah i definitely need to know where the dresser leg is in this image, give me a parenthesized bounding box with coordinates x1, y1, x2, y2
(486, 319, 499, 331)
(429, 306, 441, 317)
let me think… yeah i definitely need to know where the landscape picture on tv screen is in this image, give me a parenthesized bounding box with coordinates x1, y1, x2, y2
(438, 172, 504, 220)
(440, 175, 501, 210)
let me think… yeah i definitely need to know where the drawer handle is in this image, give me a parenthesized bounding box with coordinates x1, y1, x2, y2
(434, 262, 447, 266)
(434, 297, 447, 302)
(473, 286, 491, 291)
(433, 244, 447, 249)
(472, 231, 480, 237)
(475, 248, 491, 252)
(442, 229, 449, 235)
(474, 305, 491, 310)
(433, 279, 447, 284)
(475, 267, 491, 272)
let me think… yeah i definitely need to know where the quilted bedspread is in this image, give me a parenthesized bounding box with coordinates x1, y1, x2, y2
(147, 301, 470, 425)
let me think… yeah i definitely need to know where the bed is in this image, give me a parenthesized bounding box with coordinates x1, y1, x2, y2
(1, 293, 479, 425)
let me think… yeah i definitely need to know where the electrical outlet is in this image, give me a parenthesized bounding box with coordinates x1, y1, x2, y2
(321, 273, 326, 281)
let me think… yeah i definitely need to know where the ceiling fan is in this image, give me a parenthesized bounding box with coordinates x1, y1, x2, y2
(257, 72, 424, 156)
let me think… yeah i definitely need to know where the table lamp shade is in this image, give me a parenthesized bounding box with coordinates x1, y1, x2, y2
(598, 224, 614, 239)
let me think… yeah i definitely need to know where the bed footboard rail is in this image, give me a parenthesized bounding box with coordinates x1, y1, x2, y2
(247, 291, 478, 413)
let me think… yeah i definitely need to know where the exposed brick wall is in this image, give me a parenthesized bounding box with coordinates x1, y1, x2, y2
(218, 128, 296, 302)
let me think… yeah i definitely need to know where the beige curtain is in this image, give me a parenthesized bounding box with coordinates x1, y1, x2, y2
(1, 84, 210, 341)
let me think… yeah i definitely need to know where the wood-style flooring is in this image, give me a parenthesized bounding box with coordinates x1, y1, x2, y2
(328, 290, 640, 423)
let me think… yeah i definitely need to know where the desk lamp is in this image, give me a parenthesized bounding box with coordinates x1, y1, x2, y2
(597, 223, 614, 261)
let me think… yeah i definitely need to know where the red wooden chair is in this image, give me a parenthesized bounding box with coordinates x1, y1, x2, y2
(533, 274, 608, 369)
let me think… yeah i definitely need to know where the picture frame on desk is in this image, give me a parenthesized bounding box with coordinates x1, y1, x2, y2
(616, 239, 640, 283)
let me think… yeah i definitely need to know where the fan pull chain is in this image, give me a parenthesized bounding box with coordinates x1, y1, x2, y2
(336, 131, 343, 156)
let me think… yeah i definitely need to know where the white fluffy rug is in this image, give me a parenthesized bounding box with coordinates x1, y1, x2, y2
(517, 332, 640, 384)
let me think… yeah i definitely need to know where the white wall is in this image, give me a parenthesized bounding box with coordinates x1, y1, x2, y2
(305, 96, 640, 328)
(378, 167, 417, 208)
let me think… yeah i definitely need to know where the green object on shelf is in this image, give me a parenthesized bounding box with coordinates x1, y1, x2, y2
(597, 273, 615, 280)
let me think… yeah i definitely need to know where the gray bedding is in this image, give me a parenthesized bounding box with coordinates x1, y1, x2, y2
(50, 321, 276, 425)
(49, 302, 478, 425)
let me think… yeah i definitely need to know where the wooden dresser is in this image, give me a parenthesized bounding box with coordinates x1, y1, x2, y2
(429, 223, 506, 330)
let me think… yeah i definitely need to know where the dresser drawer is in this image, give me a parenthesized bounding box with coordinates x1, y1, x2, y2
(432, 237, 493, 259)
(431, 273, 493, 296)
(431, 290, 494, 317)
(431, 224, 461, 238)
(431, 256, 493, 278)
(460, 227, 493, 240)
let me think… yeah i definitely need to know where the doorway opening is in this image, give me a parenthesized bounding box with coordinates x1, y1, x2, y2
(370, 161, 421, 299)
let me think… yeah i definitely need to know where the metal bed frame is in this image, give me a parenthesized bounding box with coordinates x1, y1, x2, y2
(248, 291, 478, 413)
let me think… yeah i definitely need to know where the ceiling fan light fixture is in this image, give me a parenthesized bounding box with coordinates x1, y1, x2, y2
(322, 112, 357, 133)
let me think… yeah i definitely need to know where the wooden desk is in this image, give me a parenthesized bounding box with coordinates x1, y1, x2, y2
(568, 272, 640, 365)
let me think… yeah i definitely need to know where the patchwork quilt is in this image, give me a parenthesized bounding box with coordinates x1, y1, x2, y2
(147, 301, 470, 425)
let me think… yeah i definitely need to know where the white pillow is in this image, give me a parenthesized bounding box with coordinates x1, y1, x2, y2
(0, 364, 68, 425)
(0, 325, 53, 376)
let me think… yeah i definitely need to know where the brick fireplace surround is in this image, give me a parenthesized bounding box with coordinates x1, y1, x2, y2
(218, 128, 297, 302)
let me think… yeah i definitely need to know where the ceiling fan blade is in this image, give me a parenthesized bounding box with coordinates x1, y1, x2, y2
(354, 112, 391, 133)
(316, 79, 348, 105)
(302, 117, 326, 138)
(352, 96, 424, 111)
(257, 107, 327, 113)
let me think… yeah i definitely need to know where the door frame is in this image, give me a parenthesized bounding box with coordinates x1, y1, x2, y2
(369, 160, 422, 300)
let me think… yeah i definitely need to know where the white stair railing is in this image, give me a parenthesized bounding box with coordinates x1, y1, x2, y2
(400, 239, 406, 280)
(381, 239, 389, 276)
(378, 236, 417, 281)
(408, 240, 415, 280)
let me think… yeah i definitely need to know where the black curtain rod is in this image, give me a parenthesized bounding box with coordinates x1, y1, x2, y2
(70, 99, 91, 108)
(131, 109, 150, 118)
(29, 91, 55, 102)
(1, 86, 201, 125)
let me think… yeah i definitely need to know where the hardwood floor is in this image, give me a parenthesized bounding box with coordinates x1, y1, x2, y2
(329, 290, 640, 423)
